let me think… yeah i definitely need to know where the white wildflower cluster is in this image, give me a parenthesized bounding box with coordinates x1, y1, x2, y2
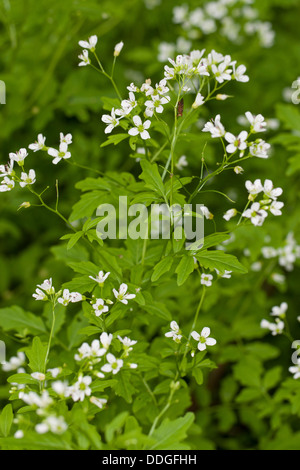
(157, 1, 275, 61)
(260, 302, 288, 336)
(32, 278, 83, 305)
(18, 390, 68, 435)
(203, 111, 271, 160)
(242, 179, 284, 226)
(262, 233, 300, 272)
(2, 352, 26, 372)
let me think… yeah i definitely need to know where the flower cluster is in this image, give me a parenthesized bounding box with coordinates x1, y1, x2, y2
(203, 111, 270, 160)
(260, 303, 288, 336)
(157, 1, 275, 62)
(242, 179, 284, 226)
(262, 232, 300, 272)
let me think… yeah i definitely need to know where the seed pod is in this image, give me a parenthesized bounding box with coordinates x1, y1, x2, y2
(177, 98, 184, 117)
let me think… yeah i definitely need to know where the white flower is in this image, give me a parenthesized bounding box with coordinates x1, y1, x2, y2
(120, 92, 138, 115)
(165, 321, 182, 343)
(113, 283, 136, 304)
(191, 327, 217, 352)
(192, 93, 205, 109)
(260, 319, 285, 336)
(78, 49, 90, 66)
(33, 278, 54, 300)
(176, 155, 188, 171)
(79, 35, 98, 51)
(201, 205, 213, 220)
(144, 95, 170, 116)
(245, 179, 263, 197)
(243, 202, 268, 226)
(202, 114, 225, 138)
(58, 289, 83, 306)
(19, 170, 36, 188)
(31, 372, 46, 382)
(225, 131, 248, 154)
(60, 133, 73, 145)
(14, 430, 24, 439)
(211, 62, 232, 83)
(2, 352, 26, 372)
(215, 269, 232, 279)
(118, 336, 137, 356)
(47, 368, 61, 378)
(89, 270, 110, 286)
(201, 273, 213, 287)
(249, 140, 271, 159)
(232, 64, 249, 83)
(262, 246, 278, 259)
(92, 298, 109, 317)
(51, 380, 69, 396)
(0, 177, 15, 192)
(223, 208, 237, 221)
(29, 134, 46, 152)
(69, 375, 92, 402)
(48, 142, 71, 165)
(262, 180, 283, 200)
(245, 112, 267, 133)
(9, 148, 28, 165)
(270, 302, 288, 319)
(101, 353, 123, 375)
(19, 390, 53, 408)
(128, 116, 151, 140)
(114, 41, 124, 57)
(270, 200, 284, 216)
(0, 159, 14, 177)
(90, 396, 107, 409)
(101, 108, 122, 133)
(127, 83, 138, 92)
(37, 278, 55, 295)
(36, 416, 68, 435)
(289, 359, 300, 380)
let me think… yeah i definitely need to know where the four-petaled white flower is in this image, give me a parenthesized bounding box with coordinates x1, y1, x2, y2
(128, 116, 151, 140)
(31, 372, 46, 382)
(19, 170, 36, 188)
(79, 35, 98, 51)
(101, 108, 120, 134)
(270, 302, 288, 319)
(262, 180, 283, 200)
(48, 142, 71, 165)
(165, 321, 182, 343)
(201, 273, 213, 287)
(90, 396, 107, 409)
(60, 133, 73, 145)
(202, 114, 225, 138)
(89, 270, 110, 286)
(78, 49, 90, 66)
(245, 112, 267, 133)
(9, 148, 28, 166)
(260, 319, 285, 336)
(92, 298, 109, 317)
(33, 278, 55, 300)
(118, 336, 137, 356)
(0, 177, 15, 192)
(225, 131, 248, 154)
(243, 202, 268, 226)
(113, 283, 136, 304)
(192, 93, 205, 109)
(29, 134, 46, 152)
(191, 327, 217, 351)
(232, 64, 249, 83)
(101, 353, 123, 375)
(69, 375, 92, 402)
(249, 140, 270, 159)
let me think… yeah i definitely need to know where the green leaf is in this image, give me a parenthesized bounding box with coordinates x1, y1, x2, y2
(25, 337, 48, 373)
(7, 373, 40, 385)
(192, 368, 203, 385)
(114, 372, 137, 403)
(0, 306, 46, 335)
(195, 250, 247, 274)
(0, 405, 13, 437)
(236, 388, 262, 403)
(175, 255, 195, 286)
(263, 367, 282, 391)
(67, 231, 83, 250)
(151, 256, 174, 282)
(150, 412, 194, 450)
(139, 160, 165, 198)
(100, 133, 129, 148)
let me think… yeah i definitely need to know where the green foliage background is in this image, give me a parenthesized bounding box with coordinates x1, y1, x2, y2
(0, 0, 300, 450)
